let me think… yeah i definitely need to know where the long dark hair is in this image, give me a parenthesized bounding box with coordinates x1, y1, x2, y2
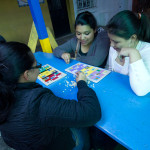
(0, 42, 34, 124)
(106, 10, 150, 42)
(75, 11, 97, 30)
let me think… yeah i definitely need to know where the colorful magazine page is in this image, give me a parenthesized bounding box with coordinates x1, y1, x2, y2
(38, 64, 66, 86)
(65, 63, 110, 83)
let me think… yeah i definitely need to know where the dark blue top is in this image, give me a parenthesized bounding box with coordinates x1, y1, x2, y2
(0, 81, 101, 150)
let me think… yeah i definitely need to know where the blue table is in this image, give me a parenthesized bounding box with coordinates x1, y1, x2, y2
(35, 52, 150, 150)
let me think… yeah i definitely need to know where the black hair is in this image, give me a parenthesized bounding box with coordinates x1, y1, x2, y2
(75, 11, 97, 30)
(0, 35, 6, 43)
(106, 10, 150, 42)
(0, 42, 34, 124)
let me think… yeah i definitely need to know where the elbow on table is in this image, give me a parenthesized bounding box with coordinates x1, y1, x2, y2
(132, 87, 149, 96)
(86, 108, 101, 125)
(97, 112, 101, 122)
(130, 78, 150, 96)
(53, 49, 59, 55)
(88, 113, 101, 126)
(53, 49, 57, 56)
(93, 108, 101, 123)
(53, 48, 62, 57)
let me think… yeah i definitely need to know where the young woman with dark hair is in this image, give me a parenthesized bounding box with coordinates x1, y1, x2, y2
(0, 42, 101, 150)
(106, 10, 150, 96)
(53, 11, 110, 68)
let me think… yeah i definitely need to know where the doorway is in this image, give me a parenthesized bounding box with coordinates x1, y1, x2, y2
(47, 0, 71, 38)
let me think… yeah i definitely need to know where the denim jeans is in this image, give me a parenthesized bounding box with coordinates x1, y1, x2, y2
(70, 127, 90, 150)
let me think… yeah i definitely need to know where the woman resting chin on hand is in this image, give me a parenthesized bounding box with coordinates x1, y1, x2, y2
(106, 10, 150, 96)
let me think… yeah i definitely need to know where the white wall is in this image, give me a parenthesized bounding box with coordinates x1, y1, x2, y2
(73, 0, 133, 26)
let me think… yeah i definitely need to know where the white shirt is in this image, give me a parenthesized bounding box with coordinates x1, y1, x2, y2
(107, 41, 150, 96)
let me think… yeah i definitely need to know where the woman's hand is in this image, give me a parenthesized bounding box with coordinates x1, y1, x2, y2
(76, 71, 87, 83)
(118, 48, 141, 64)
(61, 53, 71, 64)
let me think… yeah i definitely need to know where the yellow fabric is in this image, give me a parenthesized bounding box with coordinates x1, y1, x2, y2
(28, 22, 38, 53)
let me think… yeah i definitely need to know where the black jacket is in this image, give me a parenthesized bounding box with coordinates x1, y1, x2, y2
(0, 81, 101, 150)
